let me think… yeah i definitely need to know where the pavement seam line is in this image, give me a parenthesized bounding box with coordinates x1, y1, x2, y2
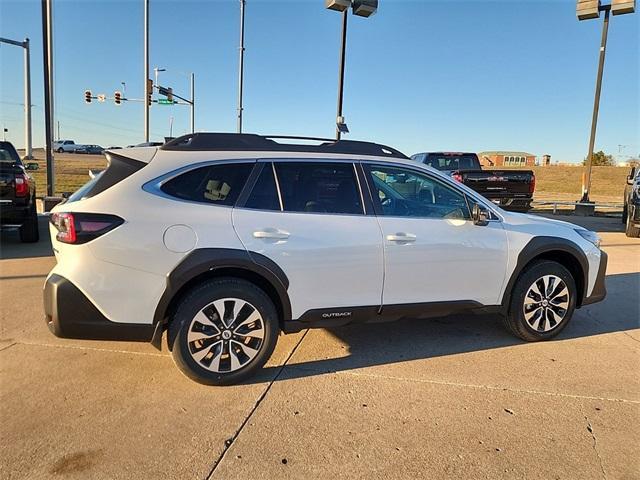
(0, 342, 18, 353)
(18, 341, 170, 357)
(331, 370, 640, 405)
(585, 415, 607, 480)
(205, 329, 310, 480)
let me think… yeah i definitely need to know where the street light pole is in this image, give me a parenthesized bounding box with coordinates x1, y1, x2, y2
(23, 38, 33, 159)
(581, 6, 610, 203)
(190, 72, 195, 133)
(41, 0, 54, 196)
(237, 0, 246, 133)
(335, 10, 348, 140)
(144, 0, 150, 142)
(0, 37, 33, 159)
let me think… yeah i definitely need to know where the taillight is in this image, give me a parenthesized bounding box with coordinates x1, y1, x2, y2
(529, 175, 536, 194)
(452, 172, 463, 183)
(50, 213, 123, 244)
(15, 173, 28, 197)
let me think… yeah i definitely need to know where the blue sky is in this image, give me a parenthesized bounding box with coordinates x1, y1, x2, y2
(1, 0, 638, 163)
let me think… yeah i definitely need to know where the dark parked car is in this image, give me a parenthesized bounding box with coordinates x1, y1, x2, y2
(77, 144, 104, 155)
(411, 152, 535, 212)
(0, 141, 39, 242)
(623, 166, 640, 238)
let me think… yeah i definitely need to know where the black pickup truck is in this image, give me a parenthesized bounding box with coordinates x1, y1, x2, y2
(411, 152, 535, 212)
(0, 141, 39, 242)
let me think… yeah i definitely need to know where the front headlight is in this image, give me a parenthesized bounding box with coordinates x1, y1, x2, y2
(576, 229, 601, 248)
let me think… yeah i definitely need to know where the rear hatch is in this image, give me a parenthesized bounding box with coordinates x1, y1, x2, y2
(462, 170, 534, 198)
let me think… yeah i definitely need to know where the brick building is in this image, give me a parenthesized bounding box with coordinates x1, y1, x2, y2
(478, 151, 536, 167)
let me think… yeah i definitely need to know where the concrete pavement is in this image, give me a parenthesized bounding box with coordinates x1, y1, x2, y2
(0, 215, 638, 479)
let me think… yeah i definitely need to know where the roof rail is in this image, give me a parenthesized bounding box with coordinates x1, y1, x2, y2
(161, 133, 409, 159)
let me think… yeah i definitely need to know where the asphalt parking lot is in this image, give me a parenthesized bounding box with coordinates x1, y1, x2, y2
(1, 214, 638, 479)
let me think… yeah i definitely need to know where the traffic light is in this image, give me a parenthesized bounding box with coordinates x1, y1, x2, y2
(84, 90, 92, 103)
(147, 78, 153, 106)
(166, 87, 173, 103)
(114, 91, 122, 105)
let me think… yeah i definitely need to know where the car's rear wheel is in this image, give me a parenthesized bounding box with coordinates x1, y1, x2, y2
(625, 210, 640, 238)
(169, 278, 279, 386)
(503, 260, 576, 341)
(19, 202, 39, 243)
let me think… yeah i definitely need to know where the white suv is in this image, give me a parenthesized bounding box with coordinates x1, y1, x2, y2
(44, 134, 607, 385)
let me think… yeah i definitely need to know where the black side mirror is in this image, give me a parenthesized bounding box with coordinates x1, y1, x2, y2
(472, 204, 489, 226)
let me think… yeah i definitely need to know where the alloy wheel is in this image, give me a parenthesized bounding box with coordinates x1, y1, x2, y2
(186, 298, 265, 373)
(523, 275, 570, 332)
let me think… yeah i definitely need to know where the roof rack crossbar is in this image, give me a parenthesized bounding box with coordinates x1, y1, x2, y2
(161, 133, 408, 159)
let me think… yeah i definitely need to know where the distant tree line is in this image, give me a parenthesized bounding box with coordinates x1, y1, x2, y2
(583, 151, 615, 166)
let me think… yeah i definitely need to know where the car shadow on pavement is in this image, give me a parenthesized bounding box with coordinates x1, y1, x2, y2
(0, 216, 53, 260)
(251, 272, 639, 384)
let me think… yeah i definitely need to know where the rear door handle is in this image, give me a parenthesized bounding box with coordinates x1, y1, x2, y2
(253, 229, 290, 240)
(386, 233, 416, 242)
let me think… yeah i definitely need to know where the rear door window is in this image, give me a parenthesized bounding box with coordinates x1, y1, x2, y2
(161, 162, 253, 206)
(273, 162, 363, 215)
(244, 163, 281, 211)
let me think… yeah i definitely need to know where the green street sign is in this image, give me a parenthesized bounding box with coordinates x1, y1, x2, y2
(157, 99, 175, 105)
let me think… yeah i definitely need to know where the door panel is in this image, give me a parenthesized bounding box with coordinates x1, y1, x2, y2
(233, 161, 384, 319)
(364, 164, 508, 306)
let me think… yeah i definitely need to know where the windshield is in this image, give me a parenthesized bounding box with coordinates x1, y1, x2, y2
(424, 154, 478, 171)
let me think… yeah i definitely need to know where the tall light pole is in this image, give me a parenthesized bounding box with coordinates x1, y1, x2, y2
(41, 0, 55, 196)
(325, 1, 378, 140)
(577, 0, 636, 205)
(190, 72, 195, 133)
(0, 37, 33, 159)
(144, 0, 150, 142)
(237, 0, 246, 133)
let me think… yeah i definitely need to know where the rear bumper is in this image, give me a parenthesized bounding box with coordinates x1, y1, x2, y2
(582, 251, 607, 306)
(44, 274, 155, 341)
(0, 203, 30, 225)
(485, 196, 532, 211)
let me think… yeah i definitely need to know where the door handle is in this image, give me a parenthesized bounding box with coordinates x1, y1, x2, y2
(386, 233, 417, 242)
(253, 229, 290, 240)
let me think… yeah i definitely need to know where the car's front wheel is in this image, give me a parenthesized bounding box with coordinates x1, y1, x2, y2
(503, 260, 577, 341)
(169, 278, 279, 386)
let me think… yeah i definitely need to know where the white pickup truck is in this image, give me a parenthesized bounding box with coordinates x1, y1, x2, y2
(53, 140, 84, 153)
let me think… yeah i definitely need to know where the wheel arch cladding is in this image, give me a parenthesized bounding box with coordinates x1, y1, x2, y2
(502, 237, 588, 309)
(154, 248, 291, 343)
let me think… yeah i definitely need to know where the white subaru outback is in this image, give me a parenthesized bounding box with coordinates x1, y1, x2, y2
(44, 134, 607, 385)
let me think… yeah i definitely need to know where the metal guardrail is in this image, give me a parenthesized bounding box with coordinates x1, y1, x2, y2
(532, 200, 623, 215)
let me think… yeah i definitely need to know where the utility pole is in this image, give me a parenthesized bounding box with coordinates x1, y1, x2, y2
(143, 0, 150, 142)
(237, 0, 246, 133)
(41, 0, 54, 196)
(56, 121, 60, 141)
(0, 37, 33, 159)
(190, 72, 195, 133)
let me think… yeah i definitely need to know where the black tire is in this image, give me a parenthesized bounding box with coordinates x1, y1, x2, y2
(57, 147, 64, 153)
(19, 202, 39, 243)
(169, 277, 279, 386)
(625, 211, 640, 238)
(503, 260, 577, 342)
(622, 205, 628, 224)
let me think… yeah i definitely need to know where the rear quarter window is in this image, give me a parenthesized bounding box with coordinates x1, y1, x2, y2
(161, 163, 253, 206)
